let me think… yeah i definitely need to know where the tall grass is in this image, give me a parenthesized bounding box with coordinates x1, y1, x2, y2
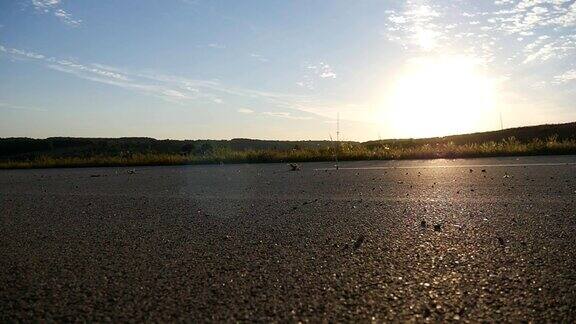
(1, 137, 575, 169)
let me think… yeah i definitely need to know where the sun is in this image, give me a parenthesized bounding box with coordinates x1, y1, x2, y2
(381, 55, 498, 138)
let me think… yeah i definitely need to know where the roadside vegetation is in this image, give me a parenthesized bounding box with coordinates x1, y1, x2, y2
(1, 135, 575, 169)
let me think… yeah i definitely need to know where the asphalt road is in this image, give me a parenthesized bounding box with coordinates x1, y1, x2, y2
(1, 155, 576, 322)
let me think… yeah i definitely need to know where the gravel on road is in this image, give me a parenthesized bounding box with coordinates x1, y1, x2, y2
(1, 155, 576, 322)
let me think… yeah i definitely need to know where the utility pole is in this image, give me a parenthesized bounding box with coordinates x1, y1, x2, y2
(499, 112, 504, 131)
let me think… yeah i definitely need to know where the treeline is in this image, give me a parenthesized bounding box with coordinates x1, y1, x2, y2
(364, 122, 576, 149)
(0, 137, 337, 161)
(1, 122, 575, 163)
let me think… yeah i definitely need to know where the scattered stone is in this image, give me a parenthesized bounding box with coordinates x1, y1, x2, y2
(422, 307, 432, 318)
(498, 237, 505, 246)
(420, 220, 427, 228)
(127, 169, 137, 174)
(354, 235, 365, 249)
(90, 174, 101, 177)
(481, 169, 487, 173)
(433, 224, 442, 232)
(288, 163, 300, 171)
(469, 169, 473, 173)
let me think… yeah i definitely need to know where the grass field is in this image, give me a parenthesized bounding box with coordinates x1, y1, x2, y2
(2, 136, 575, 169)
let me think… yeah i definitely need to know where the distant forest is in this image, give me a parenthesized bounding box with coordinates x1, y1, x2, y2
(0, 137, 338, 161)
(1, 122, 575, 162)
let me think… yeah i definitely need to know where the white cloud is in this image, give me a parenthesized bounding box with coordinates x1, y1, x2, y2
(261, 112, 312, 120)
(380, 0, 576, 81)
(7, 48, 45, 59)
(53, 9, 81, 26)
(307, 62, 337, 79)
(553, 69, 576, 83)
(389, 16, 407, 24)
(381, 3, 448, 51)
(407, 5, 440, 18)
(162, 89, 188, 99)
(523, 37, 574, 63)
(0, 102, 47, 112)
(237, 108, 254, 114)
(32, 0, 60, 11)
(296, 79, 314, 90)
(56, 59, 130, 80)
(250, 53, 269, 62)
(31, 0, 81, 26)
(207, 43, 226, 49)
(0, 43, 369, 123)
(319, 72, 336, 79)
(297, 62, 337, 89)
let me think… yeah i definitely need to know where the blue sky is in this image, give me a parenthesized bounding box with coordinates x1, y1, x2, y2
(0, 0, 575, 140)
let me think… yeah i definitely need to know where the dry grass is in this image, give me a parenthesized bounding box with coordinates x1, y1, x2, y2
(1, 137, 575, 169)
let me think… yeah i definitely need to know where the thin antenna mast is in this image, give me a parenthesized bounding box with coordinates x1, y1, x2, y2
(335, 113, 340, 170)
(336, 113, 340, 142)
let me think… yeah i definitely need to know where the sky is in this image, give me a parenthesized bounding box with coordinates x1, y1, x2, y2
(0, 0, 575, 141)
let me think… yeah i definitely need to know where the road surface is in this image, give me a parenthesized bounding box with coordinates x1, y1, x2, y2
(1, 155, 575, 322)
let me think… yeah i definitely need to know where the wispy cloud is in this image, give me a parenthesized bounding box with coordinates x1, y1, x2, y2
(308, 62, 337, 79)
(31, 0, 60, 10)
(249, 53, 269, 62)
(205, 43, 226, 49)
(553, 69, 576, 84)
(31, 0, 82, 26)
(0, 102, 47, 112)
(261, 111, 313, 120)
(53, 8, 81, 26)
(1, 44, 362, 122)
(384, 3, 444, 51)
(297, 62, 337, 90)
(237, 108, 254, 114)
(2, 47, 45, 60)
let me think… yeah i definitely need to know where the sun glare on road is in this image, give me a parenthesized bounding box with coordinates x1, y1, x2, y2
(383, 55, 498, 138)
